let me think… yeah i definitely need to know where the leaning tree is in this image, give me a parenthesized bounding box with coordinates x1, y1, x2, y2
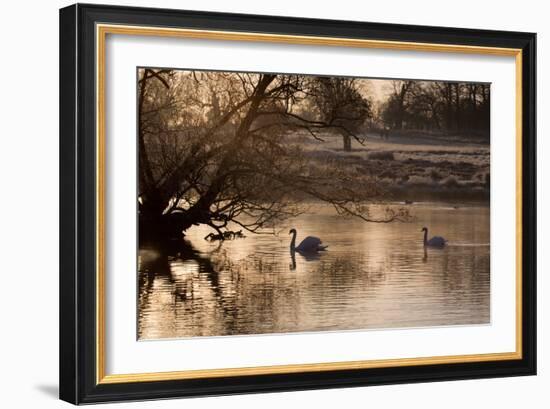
(138, 69, 406, 242)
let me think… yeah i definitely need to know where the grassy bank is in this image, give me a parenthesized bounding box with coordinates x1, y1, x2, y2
(297, 130, 490, 203)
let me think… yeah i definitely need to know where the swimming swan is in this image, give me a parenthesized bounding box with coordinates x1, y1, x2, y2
(289, 229, 328, 253)
(422, 227, 447, 248)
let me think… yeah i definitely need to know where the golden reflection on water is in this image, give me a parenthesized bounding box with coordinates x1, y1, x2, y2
(138, 203, 490, 340)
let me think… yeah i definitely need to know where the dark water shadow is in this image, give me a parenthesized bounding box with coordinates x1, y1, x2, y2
(296, 250, 324, 262)
(139, 239, 240, 335)
(290, 249, 326, 270)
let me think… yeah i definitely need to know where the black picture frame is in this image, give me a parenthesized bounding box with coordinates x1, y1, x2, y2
(60, 3, 536, 404)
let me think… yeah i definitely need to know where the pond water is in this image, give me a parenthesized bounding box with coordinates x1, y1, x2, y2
(138, 202, 490, 340)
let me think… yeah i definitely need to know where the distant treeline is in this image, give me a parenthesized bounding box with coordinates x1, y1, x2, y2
(378, 81, 490, 137)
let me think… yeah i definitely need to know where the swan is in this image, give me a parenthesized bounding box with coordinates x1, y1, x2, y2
(289, 229, 328, 253)
(422, 227, 447, 248)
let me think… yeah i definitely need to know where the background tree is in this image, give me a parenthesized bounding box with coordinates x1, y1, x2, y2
(381, 80, 415, 130)
(379, 80, 490, 138)
(309, 77, 372, 151)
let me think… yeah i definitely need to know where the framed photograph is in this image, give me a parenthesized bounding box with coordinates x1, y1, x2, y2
(59, 3, 536, 404)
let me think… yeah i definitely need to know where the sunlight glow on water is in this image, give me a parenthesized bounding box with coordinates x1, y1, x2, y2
(138, 203, 490, 340)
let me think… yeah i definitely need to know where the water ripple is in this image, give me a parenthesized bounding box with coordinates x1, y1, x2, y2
(138, 203, 490, 339)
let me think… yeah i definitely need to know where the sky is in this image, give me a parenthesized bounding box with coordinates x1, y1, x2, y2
(368, 79, 393, 103)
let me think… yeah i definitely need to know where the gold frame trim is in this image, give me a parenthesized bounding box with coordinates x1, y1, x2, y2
(96, 23, 523, 385)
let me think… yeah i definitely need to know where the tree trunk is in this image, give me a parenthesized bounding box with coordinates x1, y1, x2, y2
(445, 83, 453, 131)
(139, 205, 199, 244)
(138, 74, 277, 242)
(454, 83, 461, 131)
(343, 134, 352, 151)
